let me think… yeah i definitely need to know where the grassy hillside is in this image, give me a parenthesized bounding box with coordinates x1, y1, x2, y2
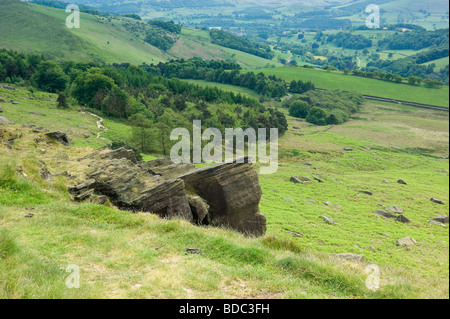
(183, 79, 261, 99)
(252, 66, 449, 107)
(0, 84, 448, 298)
(0, 0, 276, 68)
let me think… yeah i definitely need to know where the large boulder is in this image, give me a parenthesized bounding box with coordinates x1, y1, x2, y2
(179, 157, 266, 237)
(69, 150, 266, 236)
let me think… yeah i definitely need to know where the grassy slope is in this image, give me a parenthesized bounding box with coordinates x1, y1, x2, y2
(0, 0, 275, 69)
(0, 85, 448, 298)
(183, 79, 261, 99)
(259, 103, 449, 286)
(251, 66, 449, 107)
(421, 57, 450, 72)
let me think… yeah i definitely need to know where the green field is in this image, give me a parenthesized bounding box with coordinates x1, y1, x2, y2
(259, 103, 449, 288)
(183, 79, 261, 99)
(422, 57, 450, 72)
(252, 66, 449, 107)
(0, 0, 275, 69)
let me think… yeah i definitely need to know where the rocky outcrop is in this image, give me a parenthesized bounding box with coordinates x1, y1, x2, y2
(179, 158, 266, 237)
(68, 149, 266, 236)
(45, 131, 71, 146)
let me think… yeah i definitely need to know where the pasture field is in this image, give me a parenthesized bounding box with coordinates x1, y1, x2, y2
(183, 80, 261, 99)
(0, 0, 276, 69)
(259, 102, 449, 292)
(251, 66, 449, 107)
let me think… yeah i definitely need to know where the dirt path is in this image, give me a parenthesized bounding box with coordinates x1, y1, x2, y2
(80, 108, 108, 138)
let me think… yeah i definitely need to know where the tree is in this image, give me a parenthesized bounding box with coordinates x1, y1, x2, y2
(102, 86, 129, 118)
(305, 107, 327, 126)
(32, 61, 68, 93)
(57, 92, 69, 109)
(128, 114, 157, 153)
(288, 101, 310, 118)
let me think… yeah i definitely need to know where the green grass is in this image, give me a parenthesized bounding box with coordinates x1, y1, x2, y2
(0, 85, 448, 298)
(251, 66, 449, 107)
(258, 102, 449, 287)
(421, 57, 449, 72)
(183, 79, 261, 99)
(0, 0, 276, 69)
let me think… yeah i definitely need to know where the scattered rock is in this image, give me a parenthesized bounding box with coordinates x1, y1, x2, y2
(395, 215, 411, 224)
(433, 215, 449, 224)
(290, 176, 303, 184)
(45, 131, 71, 146)
(385, 206, 404, 214)
(0, 115, 12, 124)
(332, 253, 365, 262)
(361, 147, 371, 151)
(284, 230, 304, 238)
(334, 204, 342, 209)
(395, 237, 417, 247)
(359, 190, 373, 196)
(383, 180, 390, 183)
(39, 165, 52, 181)
(306, 198, 317, 203)
(376, 209, 397, 219)
(185, 248, 201, 255)
(305, 162, 313, 166)
(344, 148, 353, 151)
(324, 201, 332, 206)
(370, 245, 378, 251)
(283, 198, 294, 202)
(290, 176, 312, 183)
(322, 216, 336, 224)
(397, 179, 407, 185)
(29, 111, 46, 116)
(428, 220, 447, 227)
(430, 198, 445, 205)
(313, 176, 324, 183)
(0, 99, 5, 104)
(24, 213, 34, 218)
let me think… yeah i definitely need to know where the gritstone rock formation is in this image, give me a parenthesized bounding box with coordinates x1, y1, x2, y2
(68, 148, 266, 237)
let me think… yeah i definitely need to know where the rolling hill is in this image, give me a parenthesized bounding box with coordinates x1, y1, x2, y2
(0, 0, 277, 68)
(251, 66, 449, 107)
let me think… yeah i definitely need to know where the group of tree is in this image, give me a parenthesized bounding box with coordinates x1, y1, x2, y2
(0, 49, 288, 156)
(209, 29, 274, 60)
(378, 29, 449, 50)
(365, 47, 449, 84)
(284, 90, 364, 126)
(326, 32, 372, 50)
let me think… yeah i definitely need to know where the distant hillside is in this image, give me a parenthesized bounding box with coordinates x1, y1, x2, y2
(0, 0, 276, 68)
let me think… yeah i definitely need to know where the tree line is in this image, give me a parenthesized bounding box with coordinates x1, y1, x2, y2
(0, 49, 288, 156)
(209, 29, 274, 60)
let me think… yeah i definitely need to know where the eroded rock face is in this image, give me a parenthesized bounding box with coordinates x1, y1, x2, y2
(68, 149, 266, 236)
(179, 158, 266, 237)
